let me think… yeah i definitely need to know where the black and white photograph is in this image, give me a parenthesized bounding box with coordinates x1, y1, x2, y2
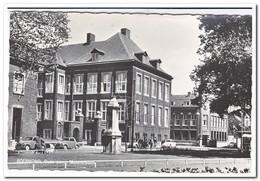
(3, 3, 257, 178)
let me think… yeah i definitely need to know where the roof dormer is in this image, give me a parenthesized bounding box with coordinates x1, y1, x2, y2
(89, 48, 105, 62)
(149, 59, 162, 69)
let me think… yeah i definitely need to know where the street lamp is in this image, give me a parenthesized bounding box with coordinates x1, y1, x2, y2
(196, 109, 202, 147)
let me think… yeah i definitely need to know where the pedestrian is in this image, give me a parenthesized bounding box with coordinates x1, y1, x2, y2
(153, 137, 157, 148)
(149, 139, 154, 150)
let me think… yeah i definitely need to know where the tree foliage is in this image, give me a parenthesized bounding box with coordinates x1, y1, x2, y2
(190, 15, 252, 115)
(10, 11, 70, 72)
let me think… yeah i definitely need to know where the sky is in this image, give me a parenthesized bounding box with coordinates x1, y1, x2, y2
(64, 8, 252, 95)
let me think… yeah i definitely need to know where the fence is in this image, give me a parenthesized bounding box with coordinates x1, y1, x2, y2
(8, 158, 251, 171)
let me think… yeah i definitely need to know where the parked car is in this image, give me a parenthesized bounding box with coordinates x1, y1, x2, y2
(227, 142, 237, 148)
(161, 139, 177, 150)
(57, 137, 80, 149)
(15, 136, 45, 151)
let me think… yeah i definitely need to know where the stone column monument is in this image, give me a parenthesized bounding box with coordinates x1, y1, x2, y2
(103, 97, 122, 154)
(94, 111, 102, 146)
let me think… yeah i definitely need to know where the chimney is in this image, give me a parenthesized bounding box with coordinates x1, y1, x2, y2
(86, 33, 95, 44)
(121, 28, 130, 38)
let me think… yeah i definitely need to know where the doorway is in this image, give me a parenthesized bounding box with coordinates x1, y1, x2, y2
(73, 128, 79, 142)
(12, 108, 22, 141)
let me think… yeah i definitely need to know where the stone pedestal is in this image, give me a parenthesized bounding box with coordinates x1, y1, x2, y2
(102, 97, 122, 154)
(94, 111, 102, 146)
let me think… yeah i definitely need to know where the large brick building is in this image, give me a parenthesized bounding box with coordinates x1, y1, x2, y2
(36, 28, 173, 144)
(171, 92, 229, 147)
(8, 59, 38, 147)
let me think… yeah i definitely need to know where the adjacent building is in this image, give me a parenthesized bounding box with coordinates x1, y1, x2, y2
(170, 92, 229, 147)
(36, 28, 173, 144)
(8, 59, 38, 147)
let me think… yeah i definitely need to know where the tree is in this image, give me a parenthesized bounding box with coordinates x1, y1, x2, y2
(190, 15, 252, 115)
(10, 11, 70, 72)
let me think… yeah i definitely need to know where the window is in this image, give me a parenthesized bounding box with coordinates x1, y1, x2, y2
(44, 100, 53, 120)
(45, 73, 54, 93)
(37, 74, 43, 97)
(13, 72, 25, 95)
(165, 84, 170, 101)
(164, 108, 169, 127)
(183, 119, 189, 126)
(203, 115, 208, 126)
(191, 114, 197, 126)
(116, 72, 127, 93)
(73, 74, 83, 94)
(135, 102, 140, 124)
(151, 105, 155, 125)
(144, 76, 150, 96)
(85, 130, 92, 141)
(58, 74, 65, 94)
(87, 73, 97, 94)
(158, 107, 162, 126)
(65, 75, 71, 94)
(101, 101, 109, 121)
(36, 103, 42, 121)
(101, 72, 111, 93)
(118, 102, 125, 122)
(86, 101, 96, 121)
(136, 73, 142, 94)
(158, 134, 162, 142)
(73, 101, 82, 121)
(151, 79, 157, 98)
(144, 104, 148, 125)
(57, 101, 64, 121)
(158, 82, 163, 100)
(175, 120, 180, 126)
(64, 101, 70, 121)
(43, 129, 52, 139)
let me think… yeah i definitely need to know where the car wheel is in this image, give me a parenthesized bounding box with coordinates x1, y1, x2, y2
(25, 145, 30, 151)
(75, 145, 79, 149)
(64, 145, 68, 150)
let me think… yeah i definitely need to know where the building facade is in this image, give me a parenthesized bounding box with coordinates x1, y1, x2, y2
(8, 59, 38, 147)
(36, 28, 173, 145)
(171, 92, 229, 147)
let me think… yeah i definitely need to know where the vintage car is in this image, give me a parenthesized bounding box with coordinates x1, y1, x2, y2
(15, 136, 45, 151)
(161, 139, 177, 150)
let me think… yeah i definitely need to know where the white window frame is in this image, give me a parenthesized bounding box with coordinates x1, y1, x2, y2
(118, 102, 126, 122)
(57, 100, 64, 121)
(151, 105, 156, 126)
(151, 78, 157, 98)
(37, 74, 43, 97)
(135, 101, 141, 124)
(100, 100, 109, 121)
(73, 100, 83, 121)
(36, 103, 42, 121)
(158, 106, 162, 127)
(164, 107, 169, 127)
(158, 81, 163, 100)
(44, 100, 53, 120)
(101, 72, 112, 94)
(87, 73, 98, 94)
(13, 72, 25, 95)
(65, 75, 71, 95)
(73, 74, 84, 94)
(165, 83, 170, 102)
(57, 73, 65, 94)
(144, 76, 150, 96)
(43, 129, 52, 139)
(45, 72, 54, 93)
(86, 100, 97, 121)
(116, 71, 127, 93)
(136, 73, 142, 94)
(143, 103, 148, 125)
(64, 101, 70, 121)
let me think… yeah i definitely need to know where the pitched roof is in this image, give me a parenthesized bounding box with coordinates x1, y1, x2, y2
(171, 94, 198, 107)
(56, 31, 166, 72)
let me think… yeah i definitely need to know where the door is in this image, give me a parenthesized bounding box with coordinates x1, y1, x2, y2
(202, 135, 208, 146)
(73, 128, 79, 142)
(12, 108, 22, 141)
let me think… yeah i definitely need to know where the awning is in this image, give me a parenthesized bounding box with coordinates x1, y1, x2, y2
(242, 134, 251, 138)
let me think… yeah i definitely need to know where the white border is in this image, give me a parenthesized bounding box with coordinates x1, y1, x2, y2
(3, 3, 257, 178)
